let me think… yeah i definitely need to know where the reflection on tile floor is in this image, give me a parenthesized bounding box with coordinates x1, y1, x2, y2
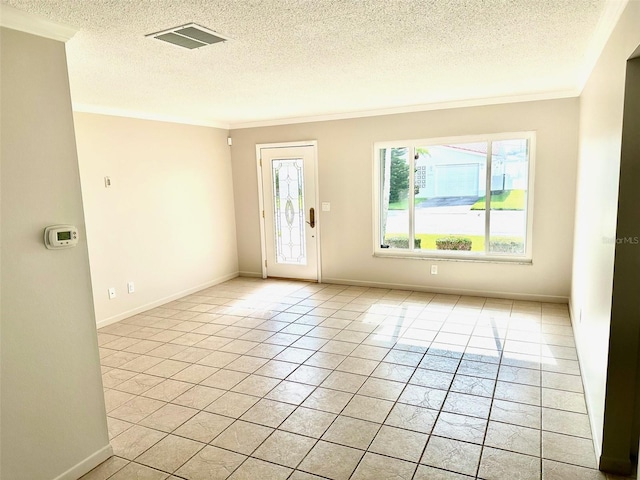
(82, 278, 633, 480)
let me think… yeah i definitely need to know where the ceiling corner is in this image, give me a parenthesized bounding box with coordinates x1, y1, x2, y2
(0, 3, 77, 42)
(577, 0, 630, 92)
(72, 102, 231, 130)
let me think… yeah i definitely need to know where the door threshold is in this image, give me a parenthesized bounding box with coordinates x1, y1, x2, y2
(266, 276, 318, 283)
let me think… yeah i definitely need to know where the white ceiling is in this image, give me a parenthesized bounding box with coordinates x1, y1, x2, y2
(2, 0, 624, 128)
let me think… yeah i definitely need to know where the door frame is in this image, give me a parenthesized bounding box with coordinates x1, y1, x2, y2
(256, 140, 321, 282)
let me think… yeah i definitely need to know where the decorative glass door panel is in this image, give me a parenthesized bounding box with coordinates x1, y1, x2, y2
(272, 158, 306, 264)
(261, 145, 318, 280)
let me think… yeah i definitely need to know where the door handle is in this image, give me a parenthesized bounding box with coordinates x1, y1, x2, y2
(306, 207, 315, 228)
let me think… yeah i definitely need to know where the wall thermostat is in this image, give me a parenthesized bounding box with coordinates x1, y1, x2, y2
(44, 225, 79, 249)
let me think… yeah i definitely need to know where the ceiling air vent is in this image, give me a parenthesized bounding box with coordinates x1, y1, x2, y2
(147, 23, 228, 49)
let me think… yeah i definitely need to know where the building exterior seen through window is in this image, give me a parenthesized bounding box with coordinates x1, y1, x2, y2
(375, 133, 534, 260)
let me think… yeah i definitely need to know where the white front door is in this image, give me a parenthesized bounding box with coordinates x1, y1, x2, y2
(259, 143, 319, 280)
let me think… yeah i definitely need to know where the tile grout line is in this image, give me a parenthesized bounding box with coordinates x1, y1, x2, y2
(94, 279, 588, 480)
(414, 296, 488, 480)
(286, 291, 435, 478)
(474, 304, 513, 480)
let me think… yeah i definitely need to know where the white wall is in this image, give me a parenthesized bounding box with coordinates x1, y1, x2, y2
(571, 0, 640, 470)
(74, 113, 239, 326)
(231, 98, 578, 301)
(0, 28, 110, 479)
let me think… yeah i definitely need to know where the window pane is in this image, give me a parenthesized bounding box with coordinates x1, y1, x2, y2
(489, 139, 528, 255)
(380, 147, 410, 249)
(414, 143, 486, 252)
(272, 158, 307, 264)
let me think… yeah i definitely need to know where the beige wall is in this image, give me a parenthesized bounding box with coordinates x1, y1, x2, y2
(0, 28, 110, 479)
(231, 98, 578, 301)
(74, 113, 238, 326)
(571, 0, 640, 471)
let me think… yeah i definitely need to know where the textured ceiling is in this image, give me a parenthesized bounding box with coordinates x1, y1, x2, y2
(3, 0, 615, 127)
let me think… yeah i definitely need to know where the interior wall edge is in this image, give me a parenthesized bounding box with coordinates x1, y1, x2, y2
(319, 277, 569, 303)
(95, 271, 239, 328)
(51, 445, 113, 480)
(228, 89, 580, 130)
(0, 3, 77, 42)
(599, 456, 633, 476)
(569, 299, 604, 462)
(238, 271, 263, 278)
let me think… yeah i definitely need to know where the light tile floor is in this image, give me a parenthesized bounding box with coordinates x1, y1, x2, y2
(82, 278, 635, 480)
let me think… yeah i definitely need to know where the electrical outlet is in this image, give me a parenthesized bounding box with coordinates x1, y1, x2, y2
(127, 281, 135, 294)
(431, 265, 438, 275)
(108, 287, 116, 299)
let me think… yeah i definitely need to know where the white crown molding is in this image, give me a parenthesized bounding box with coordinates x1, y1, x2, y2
(0, 4, 77, 42)
(578, 0, 629, 92)
(229, 88, 581, 130)
(75, 88, 579, 131)
(72, 103, 230, 130)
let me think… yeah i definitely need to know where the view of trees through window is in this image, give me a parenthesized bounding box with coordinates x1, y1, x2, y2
(379, 136, 531, 257)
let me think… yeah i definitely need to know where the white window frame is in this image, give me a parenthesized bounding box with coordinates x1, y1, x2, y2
(372, 131, 536, 263)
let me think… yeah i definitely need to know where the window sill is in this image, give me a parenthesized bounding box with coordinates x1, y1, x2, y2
(373, 250, 533, 265)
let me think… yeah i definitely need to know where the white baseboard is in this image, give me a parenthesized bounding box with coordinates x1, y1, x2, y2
(568, 299, 604, 467)
(96, 272, 239, 328)
(321, 277, 569, 303)
(238, 271, 263, 278)
(52, 444, 113, 480)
